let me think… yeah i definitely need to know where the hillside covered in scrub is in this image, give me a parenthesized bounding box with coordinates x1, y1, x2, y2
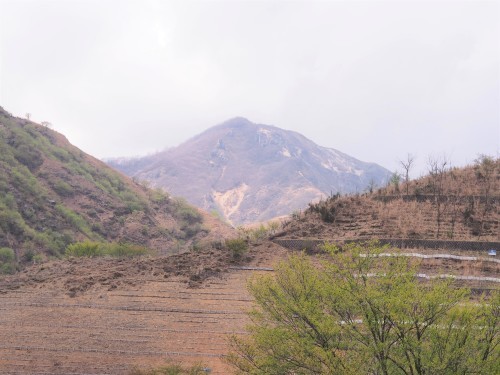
(277, 157, 499, 242)
(0, 107, 228, 270)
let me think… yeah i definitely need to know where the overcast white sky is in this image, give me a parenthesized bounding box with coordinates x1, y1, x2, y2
(0, 0, 498, 177)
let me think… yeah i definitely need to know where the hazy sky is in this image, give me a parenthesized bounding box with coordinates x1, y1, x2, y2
(0, 0, 498, 177)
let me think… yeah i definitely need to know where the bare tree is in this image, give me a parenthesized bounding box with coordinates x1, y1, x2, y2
(366, 178, 377, 194)
(427, 155, 449, 238)
(41, 121, 52, 128)
(25, 113, 31, 120)
(399, 153, 415, 195)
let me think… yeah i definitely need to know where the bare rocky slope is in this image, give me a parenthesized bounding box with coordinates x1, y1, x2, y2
(108, 117, 389, 225)
(0, 107, 233, 268)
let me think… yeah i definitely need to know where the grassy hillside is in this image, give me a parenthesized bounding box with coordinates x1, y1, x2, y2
(278, 157, 499, 241)
(0, 107, 221, 270)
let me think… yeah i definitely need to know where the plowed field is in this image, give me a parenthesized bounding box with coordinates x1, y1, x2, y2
(0, 243, 286, 374)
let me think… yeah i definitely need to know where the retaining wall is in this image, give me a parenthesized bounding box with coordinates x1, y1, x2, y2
(273, 238, 499, 253)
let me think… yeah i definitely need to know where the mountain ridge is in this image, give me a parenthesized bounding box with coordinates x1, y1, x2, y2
(0, 106, 231, 267)
(108, 118, 390, 225)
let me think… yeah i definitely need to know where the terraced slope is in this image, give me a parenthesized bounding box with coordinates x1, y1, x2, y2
(0, 277, 249, 374)
(0, 243, 286, 374)
(277, 159, 499, 242)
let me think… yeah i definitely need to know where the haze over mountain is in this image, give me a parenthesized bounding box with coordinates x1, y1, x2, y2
(108, 118, 390, 225)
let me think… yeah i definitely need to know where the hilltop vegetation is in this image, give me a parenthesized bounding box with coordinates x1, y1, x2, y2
(279, 157, 499, 242)
(0, 107, 221, 271)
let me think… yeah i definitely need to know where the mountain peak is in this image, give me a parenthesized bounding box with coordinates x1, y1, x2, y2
(109, 119, 390, 225)
(215, 117, 255, 130)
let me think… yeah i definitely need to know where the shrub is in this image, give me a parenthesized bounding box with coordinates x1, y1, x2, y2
(66, 242, 149, 258)
(250, 224, 268, 242)
(32, 254, 44, 264)
(290, 210, 302, 220)
(1, 192, 17, 210)
(33, 229, 73, 255)
(150, 188, 168, 203)
(174, 198, 202, 225)
(0, 247, 16, 275)
(22, 249, 35, 262)
(308, 200, 336, 223)
(51, 148, 71, 162)
(120, 191, 147, 212)
(0, 263, 15, 274)
(66, 241, 102, 257)
(52, 179, 74, 197)
(10, 165, 43, 197)
(102, 243, 149, 257)
(56, 205, 93, 236)
(128, 363, 208, 375)
(0, 209, 26, 236)
(225, 237, 248, 260)
(13, 144, 43, 171)
(318, 241, 340, 254)
(181, 222, 204, 238)
(0, 247, 15, 263)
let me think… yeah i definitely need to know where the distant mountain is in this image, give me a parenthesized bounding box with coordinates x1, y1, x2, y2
(108, 118, 390, 225)
(0, 106, 227, 264)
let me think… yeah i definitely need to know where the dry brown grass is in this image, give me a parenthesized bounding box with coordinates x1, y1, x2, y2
(281, 159, 499, 242)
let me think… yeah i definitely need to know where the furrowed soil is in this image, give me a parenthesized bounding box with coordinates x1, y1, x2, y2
(0, 240, 497, 374)
(0, 242, 287, 375)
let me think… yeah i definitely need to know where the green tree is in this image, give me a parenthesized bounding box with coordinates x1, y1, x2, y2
(390, 171, 401, 193)
(228, 242, 499, 374)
